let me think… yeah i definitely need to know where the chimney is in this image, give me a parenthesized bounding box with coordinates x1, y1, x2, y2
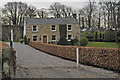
(73, 14, 77, 19)
(56, 14, 60, 18)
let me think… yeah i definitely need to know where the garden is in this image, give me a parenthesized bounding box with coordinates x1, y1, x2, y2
(80, 29, 120, 48)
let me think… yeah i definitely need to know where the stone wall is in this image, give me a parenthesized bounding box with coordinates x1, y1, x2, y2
(2, 25, 23, 41)
(26, 24, 80, 43)
(2, 42, 16, 79)
(30, 41, 120, 71)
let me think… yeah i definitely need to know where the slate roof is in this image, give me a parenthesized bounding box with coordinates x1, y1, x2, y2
(26, 18, 79, 24)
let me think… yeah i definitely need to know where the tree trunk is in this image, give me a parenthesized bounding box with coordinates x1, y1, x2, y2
(113, 5, 118, 43)
(117, 2, 120, 28)
(82, 17, 84, 29)
(104, 12, 106, 28)
(108, 10, 110, 27)
(98, 12, 101, 29)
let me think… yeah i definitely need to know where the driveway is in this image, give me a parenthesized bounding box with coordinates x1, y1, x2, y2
(12, 43, 118, 78)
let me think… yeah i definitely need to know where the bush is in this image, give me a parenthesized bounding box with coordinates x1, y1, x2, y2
(79, 37, 88, 46)
(71, 39, 78, 45)
(27, 38, 30, 45)
(19, 39, 24, 44)
(95, 32, 98, 41)
(118, 43, 120, 48)
(105, 30, 115, 42)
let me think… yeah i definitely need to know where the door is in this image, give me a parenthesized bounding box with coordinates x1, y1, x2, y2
(43, 35, 47, 43)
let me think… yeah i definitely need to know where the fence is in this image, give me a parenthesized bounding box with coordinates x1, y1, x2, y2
(30, 41, 120, 72)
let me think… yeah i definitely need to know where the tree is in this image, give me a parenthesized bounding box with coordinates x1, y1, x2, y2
(79, 0, 97, 28)
(26, 5, 36, 18)
(2, 2, 28, 25)
(49, 2, 73, 18)
(82, 17, 85, 29)
(117, 1, 120, 28)
(37, 8, 48, 18)
(95, 32, 98, 41)
(2, 2, 37, 25)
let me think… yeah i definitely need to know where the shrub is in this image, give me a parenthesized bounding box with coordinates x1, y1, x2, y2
(24, 35, 27, 45)
(71, 39, 78, 45)
(95, 32, 98, 41)
(27, 38, 30, 45)
(19, 39, 24, 44)
(79, 37, 88, 46)
(105, 30, 115, 42)
(118, 43, 120, 48)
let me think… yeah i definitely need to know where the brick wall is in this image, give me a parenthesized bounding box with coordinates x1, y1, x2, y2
(30, 41, 120, 71)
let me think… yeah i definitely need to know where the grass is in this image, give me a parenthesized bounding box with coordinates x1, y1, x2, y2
(86, 41, 119, 48)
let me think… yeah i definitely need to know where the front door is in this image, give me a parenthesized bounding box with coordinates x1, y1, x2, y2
(43, 35, 47, 43)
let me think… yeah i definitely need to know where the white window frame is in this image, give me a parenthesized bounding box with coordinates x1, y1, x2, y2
(51, 35, 56, 41)
(51, 25, 56, 31)
(32, 25, 38, 32)
(67, 24, 72, 31)
(32, 35, 38, 41)
(67, 35, 72, 41)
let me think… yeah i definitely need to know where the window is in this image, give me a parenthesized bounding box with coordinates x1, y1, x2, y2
(68, 35, 72, 41)
(32, 26, 38, 32)
(51, 25, 56, 31)
(67, 25, 72, 31)
(52, 35, 56, 41)
(33, 36, 37, 41)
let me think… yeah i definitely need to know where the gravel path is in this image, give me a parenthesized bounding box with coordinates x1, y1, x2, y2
(12, 43, 118, 78)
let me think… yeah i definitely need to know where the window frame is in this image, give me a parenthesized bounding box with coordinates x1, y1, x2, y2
(52, 35, 56, 41)
(32, 25, 38, 32)
(51, 25, 56, 31)
(67, 35, 72, 41)
(67, 24, 72, 31)
(33, 35, 38, 41)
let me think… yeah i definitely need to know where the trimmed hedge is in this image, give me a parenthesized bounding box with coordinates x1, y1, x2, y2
(30, 41, 120, 72)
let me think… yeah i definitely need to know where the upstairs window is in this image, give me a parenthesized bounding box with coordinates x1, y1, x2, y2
(32, 25, 38, 32)
(67, 25, 72, 31)
(68, 35, 72, 41)
(33, 36, 37, 41)
(52, 35, 56, 41)
(51, 25, 56, 31)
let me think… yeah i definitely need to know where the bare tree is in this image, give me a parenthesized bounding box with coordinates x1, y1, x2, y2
(37, 8, 48, 18)
(49, 2, 73, 18)
(2, 2, 30, 25)
(49, 2, 62, 17)
(26, 5, 36, 18)
(117, 1, 120, 28)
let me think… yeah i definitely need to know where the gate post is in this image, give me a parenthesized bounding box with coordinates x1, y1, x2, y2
(76, 48, 79, 67)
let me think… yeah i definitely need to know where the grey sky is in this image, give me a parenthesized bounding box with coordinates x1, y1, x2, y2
(0, 0, 91, 10)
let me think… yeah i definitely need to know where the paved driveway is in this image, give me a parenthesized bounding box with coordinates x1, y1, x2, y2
(12, 43, 118, 78)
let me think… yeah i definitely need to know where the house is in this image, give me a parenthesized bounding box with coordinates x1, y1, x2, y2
(24, 17, 80, 43)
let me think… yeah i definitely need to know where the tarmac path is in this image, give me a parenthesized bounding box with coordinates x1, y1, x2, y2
(12, 43, 118, 78)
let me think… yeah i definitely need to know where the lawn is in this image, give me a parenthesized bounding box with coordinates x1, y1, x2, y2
(86, 41, 119, 48)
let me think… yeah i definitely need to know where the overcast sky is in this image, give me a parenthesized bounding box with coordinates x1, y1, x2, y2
(0, 0, 93, 10)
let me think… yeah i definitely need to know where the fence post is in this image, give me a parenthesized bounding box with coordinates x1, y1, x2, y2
(10, 30, 13, 48)
(76, 48, 79, 67)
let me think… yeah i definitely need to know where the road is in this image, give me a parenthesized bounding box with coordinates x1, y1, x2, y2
(12, 43, 118, 78)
